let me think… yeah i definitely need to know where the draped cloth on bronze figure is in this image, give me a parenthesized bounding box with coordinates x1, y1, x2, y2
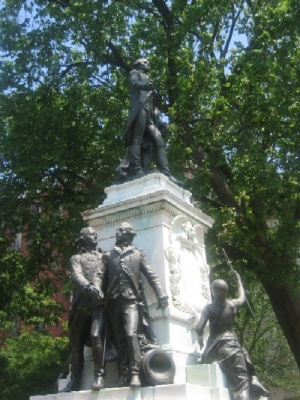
(202, 332, 250, 396)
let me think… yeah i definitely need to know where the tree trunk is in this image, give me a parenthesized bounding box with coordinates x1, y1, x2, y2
(262, 282, 300, 370)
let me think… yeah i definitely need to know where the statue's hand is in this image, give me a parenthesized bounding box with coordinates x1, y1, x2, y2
(157, 295, 169, 309)
(232, 270, 241, 282)
(146, 80, 155, 90)
(86, 284, 100, 299)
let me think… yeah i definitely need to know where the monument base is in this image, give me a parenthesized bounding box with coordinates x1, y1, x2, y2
(30, 364, 230, 400)
(30, 384, 230, 400)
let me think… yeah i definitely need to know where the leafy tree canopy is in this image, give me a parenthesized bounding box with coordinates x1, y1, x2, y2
(0, 330, 69, 400)
(1, 0, 300, 387)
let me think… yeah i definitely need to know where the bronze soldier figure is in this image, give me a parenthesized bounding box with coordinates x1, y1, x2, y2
(117, 58, 178, 184)
(102, 222, 168, 388)
(195, 271, 270, 400)
(59, 227, 106, 392)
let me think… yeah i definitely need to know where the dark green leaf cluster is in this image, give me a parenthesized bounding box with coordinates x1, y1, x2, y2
(234, 275, 300, 394)
(0, 330, 69, 400)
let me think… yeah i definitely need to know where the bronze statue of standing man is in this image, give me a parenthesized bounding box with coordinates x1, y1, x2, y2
(102, 222, 169, 388)
(60, 227, 106, 392)
(117, 58, 179, 184)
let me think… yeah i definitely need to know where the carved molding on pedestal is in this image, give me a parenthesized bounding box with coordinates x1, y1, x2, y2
(85, 199, 212, 230)
(82, 174, 214, 232)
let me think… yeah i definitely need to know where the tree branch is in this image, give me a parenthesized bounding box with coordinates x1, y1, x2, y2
(59, 41, 130, 80)
(60, 61, 97, 78)
(210, 168, 239, 209)
(152, 0, 173, 27)
(199, 195, 223, 210)
(221, 4, 242, 59)
(49, 0, 69, 8)
(184, 122, 238, 209)
(107, 41, 131, 72)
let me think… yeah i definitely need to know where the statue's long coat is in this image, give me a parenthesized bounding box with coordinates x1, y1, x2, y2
(123, 69, 158, 146)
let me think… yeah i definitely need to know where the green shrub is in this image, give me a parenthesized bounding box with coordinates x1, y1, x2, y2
(0, 330, 69, 400)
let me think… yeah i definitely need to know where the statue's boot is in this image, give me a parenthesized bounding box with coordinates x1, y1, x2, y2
(236, 388, 250, 400)
(128, 335, 141, 388)
(156, 147, 184, 187)
(251, 375, 270, 397)
(129, 374, 141, 388)
(92, 376, 105, 391)
(116, 148, 131, 179)
(130, 139, 145, 177)
(116, 165, 128, 179)
(155, 146, 171, 176)
(58, 375, 81, 392)
(91, 337, 105, 391)
(117, 343, 129, 387)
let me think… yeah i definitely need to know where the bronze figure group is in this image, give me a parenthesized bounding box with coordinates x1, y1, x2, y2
(61, 223, 269, 399)
(60, 223, 168, 392)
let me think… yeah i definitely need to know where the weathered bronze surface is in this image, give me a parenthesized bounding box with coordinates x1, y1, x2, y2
(117, 59, 180, 184)
(195, 271, 270, 399)
(102, 222, 169, 388)
(59, 227, 106, 392)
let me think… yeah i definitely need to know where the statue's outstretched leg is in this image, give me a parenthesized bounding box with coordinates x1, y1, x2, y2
(130, 139, 145, 177)
(251, 375, 270, 397)
(235, 387, 250, 400)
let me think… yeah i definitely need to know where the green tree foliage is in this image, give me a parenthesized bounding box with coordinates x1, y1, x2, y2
(225, 271, 300, 394)
(0, 330, 69, 400)
(1, 0, 300, 388)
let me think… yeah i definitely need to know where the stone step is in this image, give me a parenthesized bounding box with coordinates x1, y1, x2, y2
(31, 383, 230, 400)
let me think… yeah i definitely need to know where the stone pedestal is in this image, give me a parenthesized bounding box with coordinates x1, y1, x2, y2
(82, 173, 214, 384)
